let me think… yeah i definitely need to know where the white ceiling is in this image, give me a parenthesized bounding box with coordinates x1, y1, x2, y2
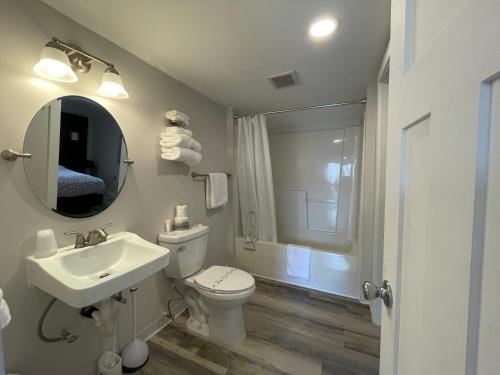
(42, 0, 390, 117)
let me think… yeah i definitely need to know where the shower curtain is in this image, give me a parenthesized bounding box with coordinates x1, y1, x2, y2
(236, 114, 277, 241)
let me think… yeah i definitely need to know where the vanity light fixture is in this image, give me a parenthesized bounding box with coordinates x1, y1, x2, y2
(309, 17, 338, 39)
(98, 67, 129, 99)
(33, 37, 129, 99)
(33, 41, 78, 83)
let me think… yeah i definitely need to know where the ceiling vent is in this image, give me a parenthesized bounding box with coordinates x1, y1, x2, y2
(268, 70, 300, 89)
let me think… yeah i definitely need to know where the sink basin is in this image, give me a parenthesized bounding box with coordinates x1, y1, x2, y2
(26, 232, 170, 308)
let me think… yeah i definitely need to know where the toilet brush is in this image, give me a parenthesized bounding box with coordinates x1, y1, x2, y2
(121, 287, 149, 373)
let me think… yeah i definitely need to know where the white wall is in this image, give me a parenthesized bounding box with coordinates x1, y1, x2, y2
(0, 0, 232, 374)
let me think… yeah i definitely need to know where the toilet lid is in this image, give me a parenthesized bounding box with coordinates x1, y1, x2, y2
(194, 266, 254, 294)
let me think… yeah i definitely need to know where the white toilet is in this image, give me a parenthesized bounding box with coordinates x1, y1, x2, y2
(158, 224, 255, 346)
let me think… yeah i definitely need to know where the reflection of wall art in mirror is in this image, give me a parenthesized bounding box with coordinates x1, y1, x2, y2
(22, 96, 130, 218)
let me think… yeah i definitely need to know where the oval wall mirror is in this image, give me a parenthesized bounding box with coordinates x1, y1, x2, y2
(23, 95, 129, 218)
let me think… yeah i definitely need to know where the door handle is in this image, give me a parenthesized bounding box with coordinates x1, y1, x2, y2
(362, 280, 393, 308)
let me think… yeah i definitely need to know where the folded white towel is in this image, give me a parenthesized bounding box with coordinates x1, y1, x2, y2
(0, 289, 11, 330)
(206, 173, 228, 209)
(166, 110, 190, 122)
(161, 147, 202, 166)
(161, 127, 193, 137)
(165, 110, 190, 125)
(160, 134, 201, 152)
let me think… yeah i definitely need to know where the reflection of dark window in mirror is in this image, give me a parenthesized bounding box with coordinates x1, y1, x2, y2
(23, 96, 129, 218)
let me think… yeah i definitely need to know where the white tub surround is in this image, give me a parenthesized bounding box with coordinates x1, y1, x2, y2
(235, 238, 360, 299)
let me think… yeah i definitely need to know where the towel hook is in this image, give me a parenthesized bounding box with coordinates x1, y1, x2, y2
(1, 149, 32, 161)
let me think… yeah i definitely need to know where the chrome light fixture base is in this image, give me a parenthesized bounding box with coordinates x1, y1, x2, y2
(68, 52, 92, 74)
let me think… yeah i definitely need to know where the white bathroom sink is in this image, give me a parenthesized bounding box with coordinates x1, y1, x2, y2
(26, 232, 170, 308)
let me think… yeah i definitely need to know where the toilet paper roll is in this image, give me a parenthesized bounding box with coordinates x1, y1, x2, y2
(176, 205, 188, 217)
(35, 229, 58, 258)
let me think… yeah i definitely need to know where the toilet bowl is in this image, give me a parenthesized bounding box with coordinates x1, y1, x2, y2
(158, 226, 255, 346)
(183, 266, 255, 345)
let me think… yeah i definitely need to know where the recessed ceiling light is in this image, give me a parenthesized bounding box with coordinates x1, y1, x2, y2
(309, 17, 338, 39)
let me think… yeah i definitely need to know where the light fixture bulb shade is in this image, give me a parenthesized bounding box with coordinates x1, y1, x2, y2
(98, 71, 129, 99)
(33, 46, 78, 82)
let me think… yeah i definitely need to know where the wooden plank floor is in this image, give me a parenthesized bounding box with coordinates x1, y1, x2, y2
(139, 277, 380, 375)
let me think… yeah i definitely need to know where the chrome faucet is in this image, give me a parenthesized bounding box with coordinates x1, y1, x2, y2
(64, 223, 112, 248)
(63, 231, 87, 248)
(87, 223, 112, 246)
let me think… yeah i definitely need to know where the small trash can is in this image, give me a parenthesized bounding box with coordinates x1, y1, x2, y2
(97, 351, 122, 375)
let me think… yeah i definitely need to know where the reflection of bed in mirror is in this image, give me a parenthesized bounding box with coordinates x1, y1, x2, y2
(56, 165, 105, 214)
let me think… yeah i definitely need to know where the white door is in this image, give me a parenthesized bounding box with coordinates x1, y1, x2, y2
(367, 1, 500, 374)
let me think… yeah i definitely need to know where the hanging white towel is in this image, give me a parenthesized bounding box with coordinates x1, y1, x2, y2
(0, 289, 11, 330)
(161, 147, 202, 166)
(160, 134, 201, 152)
(286, 244, 311, 280)
(165, 110, 190, 125)
(206, 173, 228, 209)
(161, 127, 193, 137)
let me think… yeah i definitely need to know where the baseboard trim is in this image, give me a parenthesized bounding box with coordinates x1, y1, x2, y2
(137, 303, 188, 344)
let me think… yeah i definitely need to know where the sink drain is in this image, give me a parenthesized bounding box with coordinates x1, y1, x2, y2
(99, 272, 111, 279)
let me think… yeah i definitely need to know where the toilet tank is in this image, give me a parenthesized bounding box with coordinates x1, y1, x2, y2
(158, 225, 209, 279)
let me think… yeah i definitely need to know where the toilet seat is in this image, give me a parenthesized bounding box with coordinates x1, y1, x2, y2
(193, 266, 255, 295)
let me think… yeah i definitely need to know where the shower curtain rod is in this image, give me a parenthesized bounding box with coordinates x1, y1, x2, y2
(233, 98, 367, 119)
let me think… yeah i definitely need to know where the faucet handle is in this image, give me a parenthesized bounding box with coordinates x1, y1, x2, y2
(100, 223, 112, 234)
(64, 231, 87, 248)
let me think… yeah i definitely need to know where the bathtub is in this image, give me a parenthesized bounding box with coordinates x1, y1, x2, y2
(234, 237, 362, 299)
